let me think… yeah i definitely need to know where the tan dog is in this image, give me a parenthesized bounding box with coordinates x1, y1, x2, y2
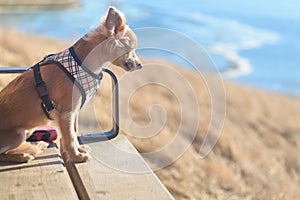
(0, 7, 142, 163)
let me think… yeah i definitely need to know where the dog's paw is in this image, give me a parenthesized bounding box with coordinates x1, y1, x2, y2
(21, 153, 35, 162)
(13, 153, 35, 163)
(71, 152, 92, 163)
(37, 141, 49, 149)
(77, 145, 89, 154)
(31, 141, 49, 155)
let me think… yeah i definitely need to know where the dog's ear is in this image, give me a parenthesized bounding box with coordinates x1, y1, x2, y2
(103, 7, 126, 36)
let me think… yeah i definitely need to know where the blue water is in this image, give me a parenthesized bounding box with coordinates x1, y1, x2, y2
(0, 0, 299, 95)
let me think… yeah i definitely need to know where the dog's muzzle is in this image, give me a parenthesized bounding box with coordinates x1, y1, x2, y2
(124, 60, 143, 71)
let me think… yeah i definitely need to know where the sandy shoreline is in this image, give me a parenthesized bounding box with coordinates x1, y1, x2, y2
(0, 27, 300, 199)
(0, 0, 80, 11)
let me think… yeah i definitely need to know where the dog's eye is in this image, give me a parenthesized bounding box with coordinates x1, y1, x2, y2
(119, 38, 131, 48)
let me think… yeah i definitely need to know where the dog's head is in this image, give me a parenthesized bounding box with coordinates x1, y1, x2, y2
(101, 7, 143, 71)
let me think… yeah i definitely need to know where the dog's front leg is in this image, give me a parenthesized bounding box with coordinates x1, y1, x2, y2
(59, 111, 91, 163)
(74, 113, 89, 154)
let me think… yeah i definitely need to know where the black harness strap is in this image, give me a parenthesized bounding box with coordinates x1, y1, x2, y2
(38, 59, 87, 109)
(32, 62, 56, 120)
(32, 58, 87, 120)
(32, 47, 102, 120)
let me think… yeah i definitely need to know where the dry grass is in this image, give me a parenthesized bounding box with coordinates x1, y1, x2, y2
(0, 0, 80, 9)
(1, 27, 300, 199)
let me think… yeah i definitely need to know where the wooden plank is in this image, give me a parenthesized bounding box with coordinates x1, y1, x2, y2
(0, 145, 78, 200)
(71, 135, 174, 200)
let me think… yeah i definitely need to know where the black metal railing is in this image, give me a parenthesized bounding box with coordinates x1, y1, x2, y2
(0, 67, 119, 142)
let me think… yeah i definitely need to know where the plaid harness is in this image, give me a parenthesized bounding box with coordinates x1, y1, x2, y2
(32, 47, 103, 120)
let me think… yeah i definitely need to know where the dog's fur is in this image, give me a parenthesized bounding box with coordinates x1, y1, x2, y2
(0, 7, 142, 163)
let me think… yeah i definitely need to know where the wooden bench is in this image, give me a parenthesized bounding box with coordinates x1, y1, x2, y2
(0, 135, 174, 200)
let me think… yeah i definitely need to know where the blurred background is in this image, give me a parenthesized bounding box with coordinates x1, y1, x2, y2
(1, 1, 300, 199)
(0, 0, 299, 95)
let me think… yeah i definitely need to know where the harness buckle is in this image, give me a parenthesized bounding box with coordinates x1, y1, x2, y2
(41, 101, 56, 120)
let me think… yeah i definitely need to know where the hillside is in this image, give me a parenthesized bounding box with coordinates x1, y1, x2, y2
(0, 0, 80, 10)
(0, 27, 300, 200)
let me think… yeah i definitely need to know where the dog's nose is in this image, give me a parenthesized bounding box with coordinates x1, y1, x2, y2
(137, 63, 143, 69)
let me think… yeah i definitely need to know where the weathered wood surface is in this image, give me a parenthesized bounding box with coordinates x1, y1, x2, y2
(0, 136, 174, 200)
(0, 146, 77, 200)
(71, 135, 174, 200)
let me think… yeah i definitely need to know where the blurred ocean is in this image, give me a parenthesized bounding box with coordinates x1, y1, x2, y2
(0, 0, 299, 95)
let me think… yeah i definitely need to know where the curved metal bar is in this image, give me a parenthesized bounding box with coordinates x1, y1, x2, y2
(0, 67, 29, 73)
(81, 67, 119, 142)
(0, 66, 119, 142)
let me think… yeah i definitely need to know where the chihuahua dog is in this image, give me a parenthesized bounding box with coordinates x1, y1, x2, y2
(0, 7, 142, 163)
